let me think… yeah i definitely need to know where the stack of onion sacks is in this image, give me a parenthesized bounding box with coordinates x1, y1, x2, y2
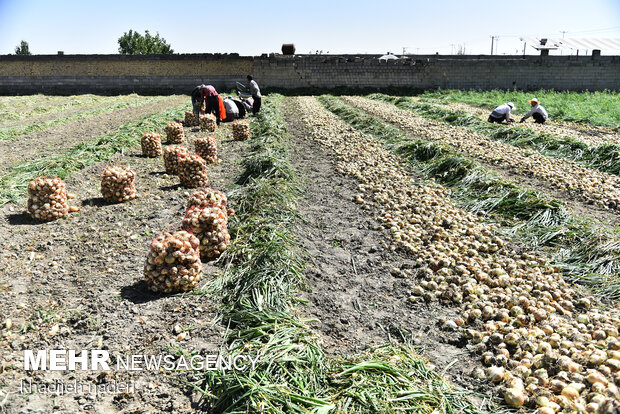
(100, 165, 137, 203)
(164, 121, 185, 144)
(163, 145, 190, 175)
(144, 230, 201, 293)
(182, 206, 230, 260)
(141, 132, 163, 157)
(184, 111, 198, 127)
(232, 120, 250, 141)
(200, 114, 217, 132)
(187, 187, 227, 212)
(178, 154, 208, 188)
(194, 136, 218, 163)
(27, 177, 69, 222)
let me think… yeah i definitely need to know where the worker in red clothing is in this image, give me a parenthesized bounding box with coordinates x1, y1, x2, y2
(191, 84, 222, 126)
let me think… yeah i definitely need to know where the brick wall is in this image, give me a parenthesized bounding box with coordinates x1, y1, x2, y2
(0, 53, 618, 94)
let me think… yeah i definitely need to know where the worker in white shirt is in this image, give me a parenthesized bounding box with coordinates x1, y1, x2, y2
(520, 98, 548, 124)
(247, 75, 261, 115)
(488, 102, 516, 124)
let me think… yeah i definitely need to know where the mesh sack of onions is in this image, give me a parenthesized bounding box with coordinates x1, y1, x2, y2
(187, 187, 227, 212)
(200, 113, 217, 132)
(164, 121, 185, 144)
(178, 154, 209, 188)
(100, 165, 137, 203)
(182, 206, 231, 260)
(194, 136, 218, 163)
(141, 132, 162, 158)
(163, 145, 190, 175)
(27, 177, 69, 222)
(184, 110, 198, 127)
(232, 120, 250, 141)
(144, 230, 201, 293)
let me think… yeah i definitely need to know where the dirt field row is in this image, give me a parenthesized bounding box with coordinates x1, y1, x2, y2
(1, 94, 618, 413)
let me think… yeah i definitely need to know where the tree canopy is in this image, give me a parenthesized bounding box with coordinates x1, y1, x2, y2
(15, 40, 31, 55)
(117, 30, 173, 54)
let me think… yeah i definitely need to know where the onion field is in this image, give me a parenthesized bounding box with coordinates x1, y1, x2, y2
(0, 92, 619, 413)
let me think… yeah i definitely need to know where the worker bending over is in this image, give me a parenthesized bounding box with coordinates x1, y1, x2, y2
(520, 98, 548, 124)
(191, 84, 223, 126)
(488, 102, 516, 124)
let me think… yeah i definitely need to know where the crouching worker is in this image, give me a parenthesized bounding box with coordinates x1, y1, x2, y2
(222, 97, 240, 122)
(520, 98, 548, 124)
(488, 102, 516, 124)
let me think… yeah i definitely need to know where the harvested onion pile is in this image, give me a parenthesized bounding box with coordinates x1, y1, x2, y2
(141, 132, 162, 158)
(187, 187, 227, 211)
(184, 110, 198, 127)
(194, 136, 218, 163)
(27, 177, 69, 222)
(298, 96, 620, 414)
(182, 206, 231, 260)
(100, 165, 137, 203)
(144, 230, 201, 293)
(343, 96, 620, 211)
(200, 114, 217, 132)
(178, 154, 208, 188)
(163, 145, 190, 175)
(164, 121, 185, 144)
(232, 119, 250, 141)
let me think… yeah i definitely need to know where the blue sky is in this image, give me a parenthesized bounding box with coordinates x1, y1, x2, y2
(0, 0, 619, 55)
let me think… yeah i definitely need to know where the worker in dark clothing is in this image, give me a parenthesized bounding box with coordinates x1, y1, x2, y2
(247, 75, 261, 115)
(191, 85, 205, 124)
(231, 98, 247, 118)
(191, 84, 221, 126)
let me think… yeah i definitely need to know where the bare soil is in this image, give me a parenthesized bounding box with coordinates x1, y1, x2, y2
(0, 120, 251, 413)
(282, 98, 495, 403)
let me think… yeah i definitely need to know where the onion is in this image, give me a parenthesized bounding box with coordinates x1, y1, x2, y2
(163, 145, 190, 175)
(503, 387, 526, 408)
(144, 230, 201, 293)
(182, 206, 230, 260)
(486, 366, 505, 383)
(141, 132, 163, 157)
(185, 110, 198, 127)
(165, 121, 185, 144)
(200, 113, 217, 132)
(100, 165, 137, 203)
(27, 177, 69, 222)
(194, 136, 218, 163)
(232, 119, 250, 141)
(178, 154, 209, 188)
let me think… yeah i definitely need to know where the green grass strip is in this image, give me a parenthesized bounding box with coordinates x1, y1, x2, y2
(418, 89, 620, 128)
(0, 101, 186, 204)
(319, 95, 620, 302)
(0, 95, 161, 141)
(193, 96, 492, 413)
(369, 94, 620, 177)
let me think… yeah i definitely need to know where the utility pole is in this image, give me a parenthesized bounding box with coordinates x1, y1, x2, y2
(490, 36, 499, 55)
(560, 31, 567, 55)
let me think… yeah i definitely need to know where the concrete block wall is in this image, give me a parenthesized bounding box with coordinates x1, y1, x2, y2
(0, 54, 253, 94)
(254, 54, 620, 91)
(0, 53, 618, 94)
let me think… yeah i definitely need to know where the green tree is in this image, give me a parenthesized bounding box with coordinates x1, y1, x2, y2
(15, 40, 31, 55)
(118, 30, 173, 54)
